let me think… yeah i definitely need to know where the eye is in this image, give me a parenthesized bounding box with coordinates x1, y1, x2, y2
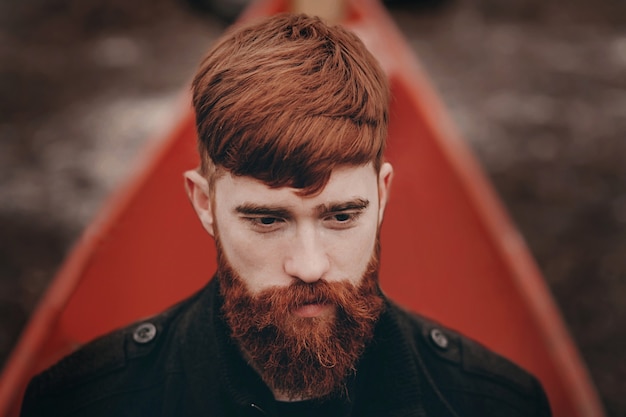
(334, 213, 352, 222)
(324, 211, 361, 229)
(247, 216, 285, 232)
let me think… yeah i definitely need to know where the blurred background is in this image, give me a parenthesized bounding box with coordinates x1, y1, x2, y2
(0, 0, 624, 414)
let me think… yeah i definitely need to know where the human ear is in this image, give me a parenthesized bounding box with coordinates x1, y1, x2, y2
(184, 169, 215, 237)
(377, 162, 394, 225)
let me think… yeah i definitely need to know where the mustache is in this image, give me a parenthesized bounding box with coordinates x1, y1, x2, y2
(239, 279, 370, 332)
(255, 280, 354, 309)
(217, 239, 384, 333)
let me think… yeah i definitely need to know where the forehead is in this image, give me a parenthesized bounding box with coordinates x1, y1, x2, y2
(213, 164, 378, 207)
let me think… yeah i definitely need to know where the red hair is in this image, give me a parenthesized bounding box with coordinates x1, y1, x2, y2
(192, 13, 389, 195)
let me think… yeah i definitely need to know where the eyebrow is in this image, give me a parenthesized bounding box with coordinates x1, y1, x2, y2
(235, 204, 292, 219)
(316, 198, 370, 216)
(234, 198, 370, 218)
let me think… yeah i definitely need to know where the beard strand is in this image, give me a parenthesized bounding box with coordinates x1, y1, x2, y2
(217, 243, 384, 400)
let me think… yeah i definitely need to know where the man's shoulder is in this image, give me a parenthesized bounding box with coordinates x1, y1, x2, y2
(387, 301, 551, 416)
(391, 304, 537, 391)
(21, 291, 199, 416)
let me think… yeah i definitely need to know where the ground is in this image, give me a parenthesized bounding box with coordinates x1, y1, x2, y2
(0, 0, 624, 415)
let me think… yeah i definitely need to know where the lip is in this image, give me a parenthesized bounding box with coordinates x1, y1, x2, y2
(293, 303, 332, 318)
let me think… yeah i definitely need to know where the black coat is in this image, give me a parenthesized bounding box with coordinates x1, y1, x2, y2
(21, 278, 551, 417)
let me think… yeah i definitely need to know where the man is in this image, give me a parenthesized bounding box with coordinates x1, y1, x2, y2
(21, 13, 551, 417)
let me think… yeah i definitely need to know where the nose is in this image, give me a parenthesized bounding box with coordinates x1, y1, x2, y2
(283, 226, 330, 283)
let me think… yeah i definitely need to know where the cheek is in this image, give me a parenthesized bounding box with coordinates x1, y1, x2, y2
(217, 223, 288, 291)
(326, 222, 378, 283)
(220, 231, 266, 266)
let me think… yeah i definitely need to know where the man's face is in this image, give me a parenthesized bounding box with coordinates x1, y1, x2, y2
(186, 162, 393, 400)
(210, 163, 390, 304)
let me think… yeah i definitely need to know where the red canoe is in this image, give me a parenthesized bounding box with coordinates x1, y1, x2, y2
(0, 0, 605, 416)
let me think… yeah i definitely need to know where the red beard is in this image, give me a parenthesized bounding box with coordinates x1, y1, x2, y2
(217, 243, 384, 400)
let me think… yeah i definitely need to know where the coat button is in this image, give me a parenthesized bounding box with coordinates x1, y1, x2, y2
(430, 328, 449, 350)
(133, 322, 157, 344)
